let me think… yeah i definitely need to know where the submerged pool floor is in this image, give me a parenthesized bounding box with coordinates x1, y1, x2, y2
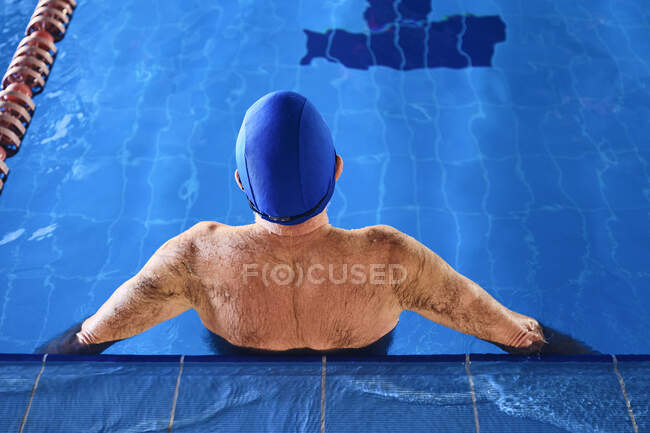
(0, 0, 649, 355)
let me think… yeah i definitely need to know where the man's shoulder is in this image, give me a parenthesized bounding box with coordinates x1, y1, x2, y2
(179, 220, 255, 249)
(188, 220, 225, 233)
(357, 224, 409, 245)
(170, 221, 229, 254)
(354, 224, 424, 263)
(183, 221, 234, 238)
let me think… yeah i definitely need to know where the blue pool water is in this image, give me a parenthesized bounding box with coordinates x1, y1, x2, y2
(0, 0, 649, 356)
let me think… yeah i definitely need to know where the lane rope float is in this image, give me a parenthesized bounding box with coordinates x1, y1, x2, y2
(0, 0, 77, 194)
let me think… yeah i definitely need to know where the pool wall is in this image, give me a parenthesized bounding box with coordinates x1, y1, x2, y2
(1, 353, 648, 433)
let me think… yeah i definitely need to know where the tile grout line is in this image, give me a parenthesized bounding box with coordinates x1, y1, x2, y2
(168, 355, 185, 433)
(19, 353, 47, 433)
(465, 354, 480, 433)
(612, 355, 639, 433)
(321, 355, 326, 433)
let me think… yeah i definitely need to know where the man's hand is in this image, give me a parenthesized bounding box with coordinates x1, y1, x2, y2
(34, 318, 122, 355)
(488, 313, 547, 355)
(494, 319, 601, 355)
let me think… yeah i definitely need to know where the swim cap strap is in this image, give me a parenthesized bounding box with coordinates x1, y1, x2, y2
(247, 187, 330, 223)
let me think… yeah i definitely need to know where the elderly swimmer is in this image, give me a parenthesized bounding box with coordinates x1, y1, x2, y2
(38, 90, 568, 356)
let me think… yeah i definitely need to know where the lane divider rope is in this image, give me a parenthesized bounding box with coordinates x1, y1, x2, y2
(0, 0, 77, 194)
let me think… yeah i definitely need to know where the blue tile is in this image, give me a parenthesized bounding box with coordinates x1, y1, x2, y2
(326, 360, 475, 432)
(437, 107, 483, 162)
(471, 360, 632, 432)
(0, 359, 43, 433)
(23, 360, 178, 432)
(444, 159, 488, 213)
(527, 209, 584, 289)
(490, 218, 534, 288)
(484, 157, 533, 216)
(173, 361, 321, 432)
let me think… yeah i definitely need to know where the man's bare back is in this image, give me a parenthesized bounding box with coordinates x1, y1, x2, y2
(190, 220, 403, 351)
(64, 211, 545, 354)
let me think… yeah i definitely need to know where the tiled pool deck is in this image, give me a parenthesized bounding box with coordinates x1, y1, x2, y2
(1, 353, 647, 432)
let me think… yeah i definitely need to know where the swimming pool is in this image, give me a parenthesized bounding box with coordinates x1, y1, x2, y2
(0, 0, 649, 357)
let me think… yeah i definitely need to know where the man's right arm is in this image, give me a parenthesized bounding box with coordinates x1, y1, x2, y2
(383, 226, 546, 353)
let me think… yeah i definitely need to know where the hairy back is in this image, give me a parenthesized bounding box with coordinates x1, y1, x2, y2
(73, 220, 546, 356)
(187, 223, 405, 351)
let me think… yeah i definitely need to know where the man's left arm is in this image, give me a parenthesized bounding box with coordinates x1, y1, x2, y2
(36, 233, 195, 354)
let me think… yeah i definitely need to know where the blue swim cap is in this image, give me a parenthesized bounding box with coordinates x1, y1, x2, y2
(236, 91, 337, 225)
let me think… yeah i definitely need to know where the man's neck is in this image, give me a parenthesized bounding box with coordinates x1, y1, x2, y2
(254, 210, 330, 237)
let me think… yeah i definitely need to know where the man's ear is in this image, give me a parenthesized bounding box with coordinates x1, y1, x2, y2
(334, 154, 343, 181)
(234, 169, 245, 191)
